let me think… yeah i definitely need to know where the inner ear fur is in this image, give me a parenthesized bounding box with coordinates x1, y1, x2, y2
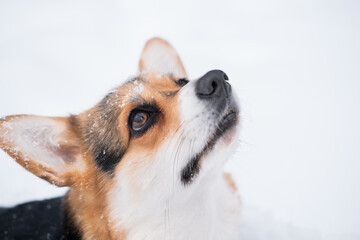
(0, 115, 86, 187)
(139, 37, 187, 79)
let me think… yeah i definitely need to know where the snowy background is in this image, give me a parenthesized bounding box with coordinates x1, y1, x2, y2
(0, 0, 359, 239)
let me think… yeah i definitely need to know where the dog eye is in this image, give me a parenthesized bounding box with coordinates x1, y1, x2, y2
(128, 105, 158, 137)
(176, 78, 189, 87)
(131, 112, 149, 131)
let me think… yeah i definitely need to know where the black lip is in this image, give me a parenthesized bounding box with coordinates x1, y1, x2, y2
(181, 108, 239, 185)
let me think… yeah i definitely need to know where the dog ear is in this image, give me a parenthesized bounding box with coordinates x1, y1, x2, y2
(0, 115, 85, 187)
(139, 37, 187, 78)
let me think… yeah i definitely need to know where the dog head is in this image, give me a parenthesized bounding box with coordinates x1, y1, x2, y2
(0, 37, 240, 232)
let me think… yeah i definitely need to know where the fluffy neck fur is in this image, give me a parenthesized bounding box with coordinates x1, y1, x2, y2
(65, 169, 239, 240)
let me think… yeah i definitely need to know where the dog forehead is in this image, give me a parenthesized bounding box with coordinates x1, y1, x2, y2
(111, 73, 180, 105)
(136, 72, 180, 92)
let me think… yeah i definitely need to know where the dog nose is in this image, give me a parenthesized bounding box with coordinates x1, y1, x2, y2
(196, 70, 231, 99)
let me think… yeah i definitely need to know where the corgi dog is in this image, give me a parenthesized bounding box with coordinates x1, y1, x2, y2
(0, 38, 241, 240)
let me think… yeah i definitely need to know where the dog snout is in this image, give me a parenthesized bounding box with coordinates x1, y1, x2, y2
(195, 70, 231, 100)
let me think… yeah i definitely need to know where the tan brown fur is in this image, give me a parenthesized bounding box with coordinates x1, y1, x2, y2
(224, 172, 238, 193)
(65, 162, 127, 239)
(223, 172, 241, 206)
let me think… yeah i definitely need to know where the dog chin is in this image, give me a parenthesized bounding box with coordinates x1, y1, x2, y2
(180, 105, 240, 185)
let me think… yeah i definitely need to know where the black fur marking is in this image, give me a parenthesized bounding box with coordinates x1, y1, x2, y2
(83, 92, 127, 174)
(0, 197, 81, 240)
(181, 154, 201, 184)
(94, 146, 126, 173)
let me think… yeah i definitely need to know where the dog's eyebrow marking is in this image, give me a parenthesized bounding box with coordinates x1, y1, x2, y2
(133, 77, 180, 98)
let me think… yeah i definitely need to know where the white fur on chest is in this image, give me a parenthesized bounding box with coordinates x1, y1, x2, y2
(109, 171, 240, 240)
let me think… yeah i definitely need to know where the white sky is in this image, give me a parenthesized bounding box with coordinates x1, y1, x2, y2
(0, 0, 359, 238)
